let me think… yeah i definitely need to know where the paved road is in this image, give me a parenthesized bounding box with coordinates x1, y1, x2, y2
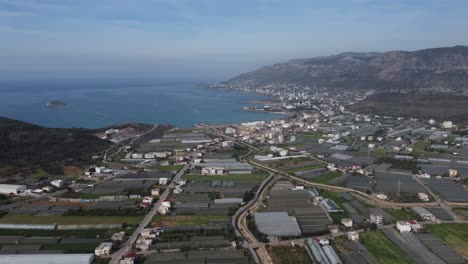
(232, 172, 276, 264)
(109, 162, 190, 264)
(0, 189, 68, 211)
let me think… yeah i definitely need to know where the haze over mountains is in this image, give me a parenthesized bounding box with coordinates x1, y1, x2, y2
(227, 45, 468, 94)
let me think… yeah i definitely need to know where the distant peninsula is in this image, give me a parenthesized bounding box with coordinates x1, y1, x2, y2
(46, 100, 67, 108)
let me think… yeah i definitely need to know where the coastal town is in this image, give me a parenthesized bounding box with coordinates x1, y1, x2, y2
(0, 84, 467, 264)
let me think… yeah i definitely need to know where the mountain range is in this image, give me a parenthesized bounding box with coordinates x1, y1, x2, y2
(227, 45, 468, 92)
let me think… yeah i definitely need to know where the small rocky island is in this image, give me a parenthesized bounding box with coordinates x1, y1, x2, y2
(46, 100, 67, 108)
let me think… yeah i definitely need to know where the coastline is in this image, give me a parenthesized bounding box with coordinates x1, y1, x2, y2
(0, 81, 285, 129)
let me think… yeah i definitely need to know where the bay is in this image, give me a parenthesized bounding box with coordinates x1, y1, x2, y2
(0, 80, 282, 128)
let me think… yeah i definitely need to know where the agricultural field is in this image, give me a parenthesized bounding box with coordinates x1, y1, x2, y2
(286, 163, 326, 174)
(310, 171, 342, 183)
(0, 214, 142, 225)
(184, 172, 267, 182)
(269, 245, 313, 264)
(383, 208, 418, 221)
(151, 215, 228, 227)
(426, 223, 468, 257)
(412, 141, 443, 157)
(361, 231, 413, 264)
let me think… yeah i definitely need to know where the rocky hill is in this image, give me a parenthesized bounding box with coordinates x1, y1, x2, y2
(0, 118, 168, 176)
(227, 45, 468, 93)
(0, 117, 113, 175)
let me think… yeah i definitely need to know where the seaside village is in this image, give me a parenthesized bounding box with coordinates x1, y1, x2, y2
(1, 87, 468, 264)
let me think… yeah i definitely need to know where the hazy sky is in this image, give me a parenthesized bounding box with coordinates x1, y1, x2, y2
(1, 0, 467, 81)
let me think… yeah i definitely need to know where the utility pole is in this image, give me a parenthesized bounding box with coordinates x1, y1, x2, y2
(397, 178, 401, 202)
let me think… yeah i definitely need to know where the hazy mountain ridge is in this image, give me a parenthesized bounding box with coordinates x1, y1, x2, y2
(228, 45, 468, 92)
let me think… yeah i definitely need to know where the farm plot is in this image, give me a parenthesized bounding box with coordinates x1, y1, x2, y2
(151, 215, 228, 227)
(416, 233, 466, 263)
(361, 231, 413, 264)
(269, 245, 313, 264)
(342, 203, 364, 224)
(425, 207, 454, 221)
(381, 228, 444, 264)
(375, 172, 425, 194)
(423, 178, 468, 202)
(426, 224, 468, 257)
(264, 186, 331, 234)
(343, 240, 379, 264)
(143, 249, 250, 264)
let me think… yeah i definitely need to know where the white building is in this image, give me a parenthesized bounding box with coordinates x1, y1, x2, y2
(50, 180, 64, 188)
(94, 242, 113, 256)
(417, 193, 430, 202)
(0, 184, 27, 195)
(158, 178, 169, 185)
(369, 214, 384, 225)
(135, 238, 152, 251)
(111, 232, 125, 242)
(341, 218, 353, 228)
(201, 167, 225, 175)
(225, 127, 236, 134)
(151, 188, 160, 196)
(347, 231, 359, 241)
(442, 121, 453, 128)
(396, 221, 411, 232)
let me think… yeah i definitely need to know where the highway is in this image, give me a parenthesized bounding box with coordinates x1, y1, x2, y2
(231, 172, 277, 264)
(109, 162, 190, 264)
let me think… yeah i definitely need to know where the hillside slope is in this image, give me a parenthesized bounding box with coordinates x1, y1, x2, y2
(0, 117, 113, 175)
(226, 45, 468, 93)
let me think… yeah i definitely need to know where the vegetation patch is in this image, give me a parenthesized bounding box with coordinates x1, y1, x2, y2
(287, 163, 327, 173)
(383, 208, 418, 221)
(151, 215, 228, 227)
(361, 231, 413, 264)
(310, 171, 342, 183)
(426, 223, 468, 257)
(269, 245, 313, 264)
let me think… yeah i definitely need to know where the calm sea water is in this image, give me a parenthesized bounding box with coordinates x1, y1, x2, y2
(0, 80, 282, 128)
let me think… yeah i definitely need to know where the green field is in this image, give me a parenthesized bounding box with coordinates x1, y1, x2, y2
(361, 231, 413, 264)
(383, 208, 417, 221)
(412, 141, 443, 157)
(150, 164, 184, 171)
(310, 171, 342, 183)
(151, 215, 228, 227)
(296, 132, 323, 140)
(184, 172, 267, 182)
(269, 245, 313, 264)
(426, 223, 468, 257)
(287, 163, 326, 173)
(0, 214, 143, 225)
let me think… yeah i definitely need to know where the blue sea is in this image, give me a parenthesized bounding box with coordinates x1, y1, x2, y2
(0, 80, 282, 128)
